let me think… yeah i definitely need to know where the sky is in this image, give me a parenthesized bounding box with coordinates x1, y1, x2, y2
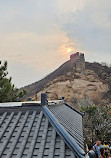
(0, 0, 111, 88)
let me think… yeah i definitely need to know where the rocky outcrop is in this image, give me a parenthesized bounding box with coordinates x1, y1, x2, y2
(33, 69, 109, 107)
(21, 53, 111, 107)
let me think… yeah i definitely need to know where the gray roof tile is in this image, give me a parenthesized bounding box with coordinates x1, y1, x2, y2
(0, 103, 85, 158)
(48, 103, 84, 149)
(0, 105, 86, 158)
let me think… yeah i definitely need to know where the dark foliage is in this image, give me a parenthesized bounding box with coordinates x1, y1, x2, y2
(0, 61, 27, 103)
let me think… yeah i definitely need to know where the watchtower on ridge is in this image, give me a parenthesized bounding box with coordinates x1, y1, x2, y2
(70, 52, 85, 73)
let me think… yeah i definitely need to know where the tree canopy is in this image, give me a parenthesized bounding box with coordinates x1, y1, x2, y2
(0, 61, 27, 103)
(82, 105, 111, 144)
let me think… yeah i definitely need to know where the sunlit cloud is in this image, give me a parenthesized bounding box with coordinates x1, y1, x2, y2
(0, 0, 111, 87)
(60, 0, 111, 64)
(0, 31, 76, 71)
(57, 37, 82, 59)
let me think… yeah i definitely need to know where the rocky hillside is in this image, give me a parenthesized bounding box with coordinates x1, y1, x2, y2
(34, 69, 109, 107)
(20, 60, 72, 99)
(21, 53, 111, 107)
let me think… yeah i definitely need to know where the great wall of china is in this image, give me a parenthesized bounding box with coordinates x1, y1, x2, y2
(70, 52, 85, 73)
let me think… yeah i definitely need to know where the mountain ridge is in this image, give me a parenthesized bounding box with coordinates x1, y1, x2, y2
(21, 53, 111, 107)
(20, 59, 72, 99)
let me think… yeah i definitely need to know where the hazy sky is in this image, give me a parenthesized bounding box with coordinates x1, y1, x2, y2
(0, 0, 111, 88)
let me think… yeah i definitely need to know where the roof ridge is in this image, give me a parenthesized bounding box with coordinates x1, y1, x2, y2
(42, 106, 86, 158)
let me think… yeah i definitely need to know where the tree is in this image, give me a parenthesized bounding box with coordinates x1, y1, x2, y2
(0, 61, 27, 103)
(81, 105, 111, 144)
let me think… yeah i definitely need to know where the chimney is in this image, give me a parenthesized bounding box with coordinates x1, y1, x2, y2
(62, 96, 65, 101)
(41, 93, 48, 105)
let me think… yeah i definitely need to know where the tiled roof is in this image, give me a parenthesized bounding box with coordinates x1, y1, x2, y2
(0, 103, 85, 158)
(48, 103, 84, 149)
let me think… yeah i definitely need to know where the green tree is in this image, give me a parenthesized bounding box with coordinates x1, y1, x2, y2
(81, 105, 111, 144)
(0, 61, 27, 103)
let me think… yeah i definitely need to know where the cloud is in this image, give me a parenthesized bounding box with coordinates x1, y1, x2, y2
(58, 0, 111, 63)
(55, 0, 86, 13)
(0, 0, 111, 87)
(0, 0, 87, 34)
(0, 31, 77, 87)
(0, 31, 65, 67)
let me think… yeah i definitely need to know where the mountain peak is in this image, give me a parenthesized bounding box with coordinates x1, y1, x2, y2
(21, 54, 111, 108)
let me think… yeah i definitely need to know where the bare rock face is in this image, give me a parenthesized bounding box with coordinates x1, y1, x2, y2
(33, 69, 109, 106)
(22, 52, 111, 107)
